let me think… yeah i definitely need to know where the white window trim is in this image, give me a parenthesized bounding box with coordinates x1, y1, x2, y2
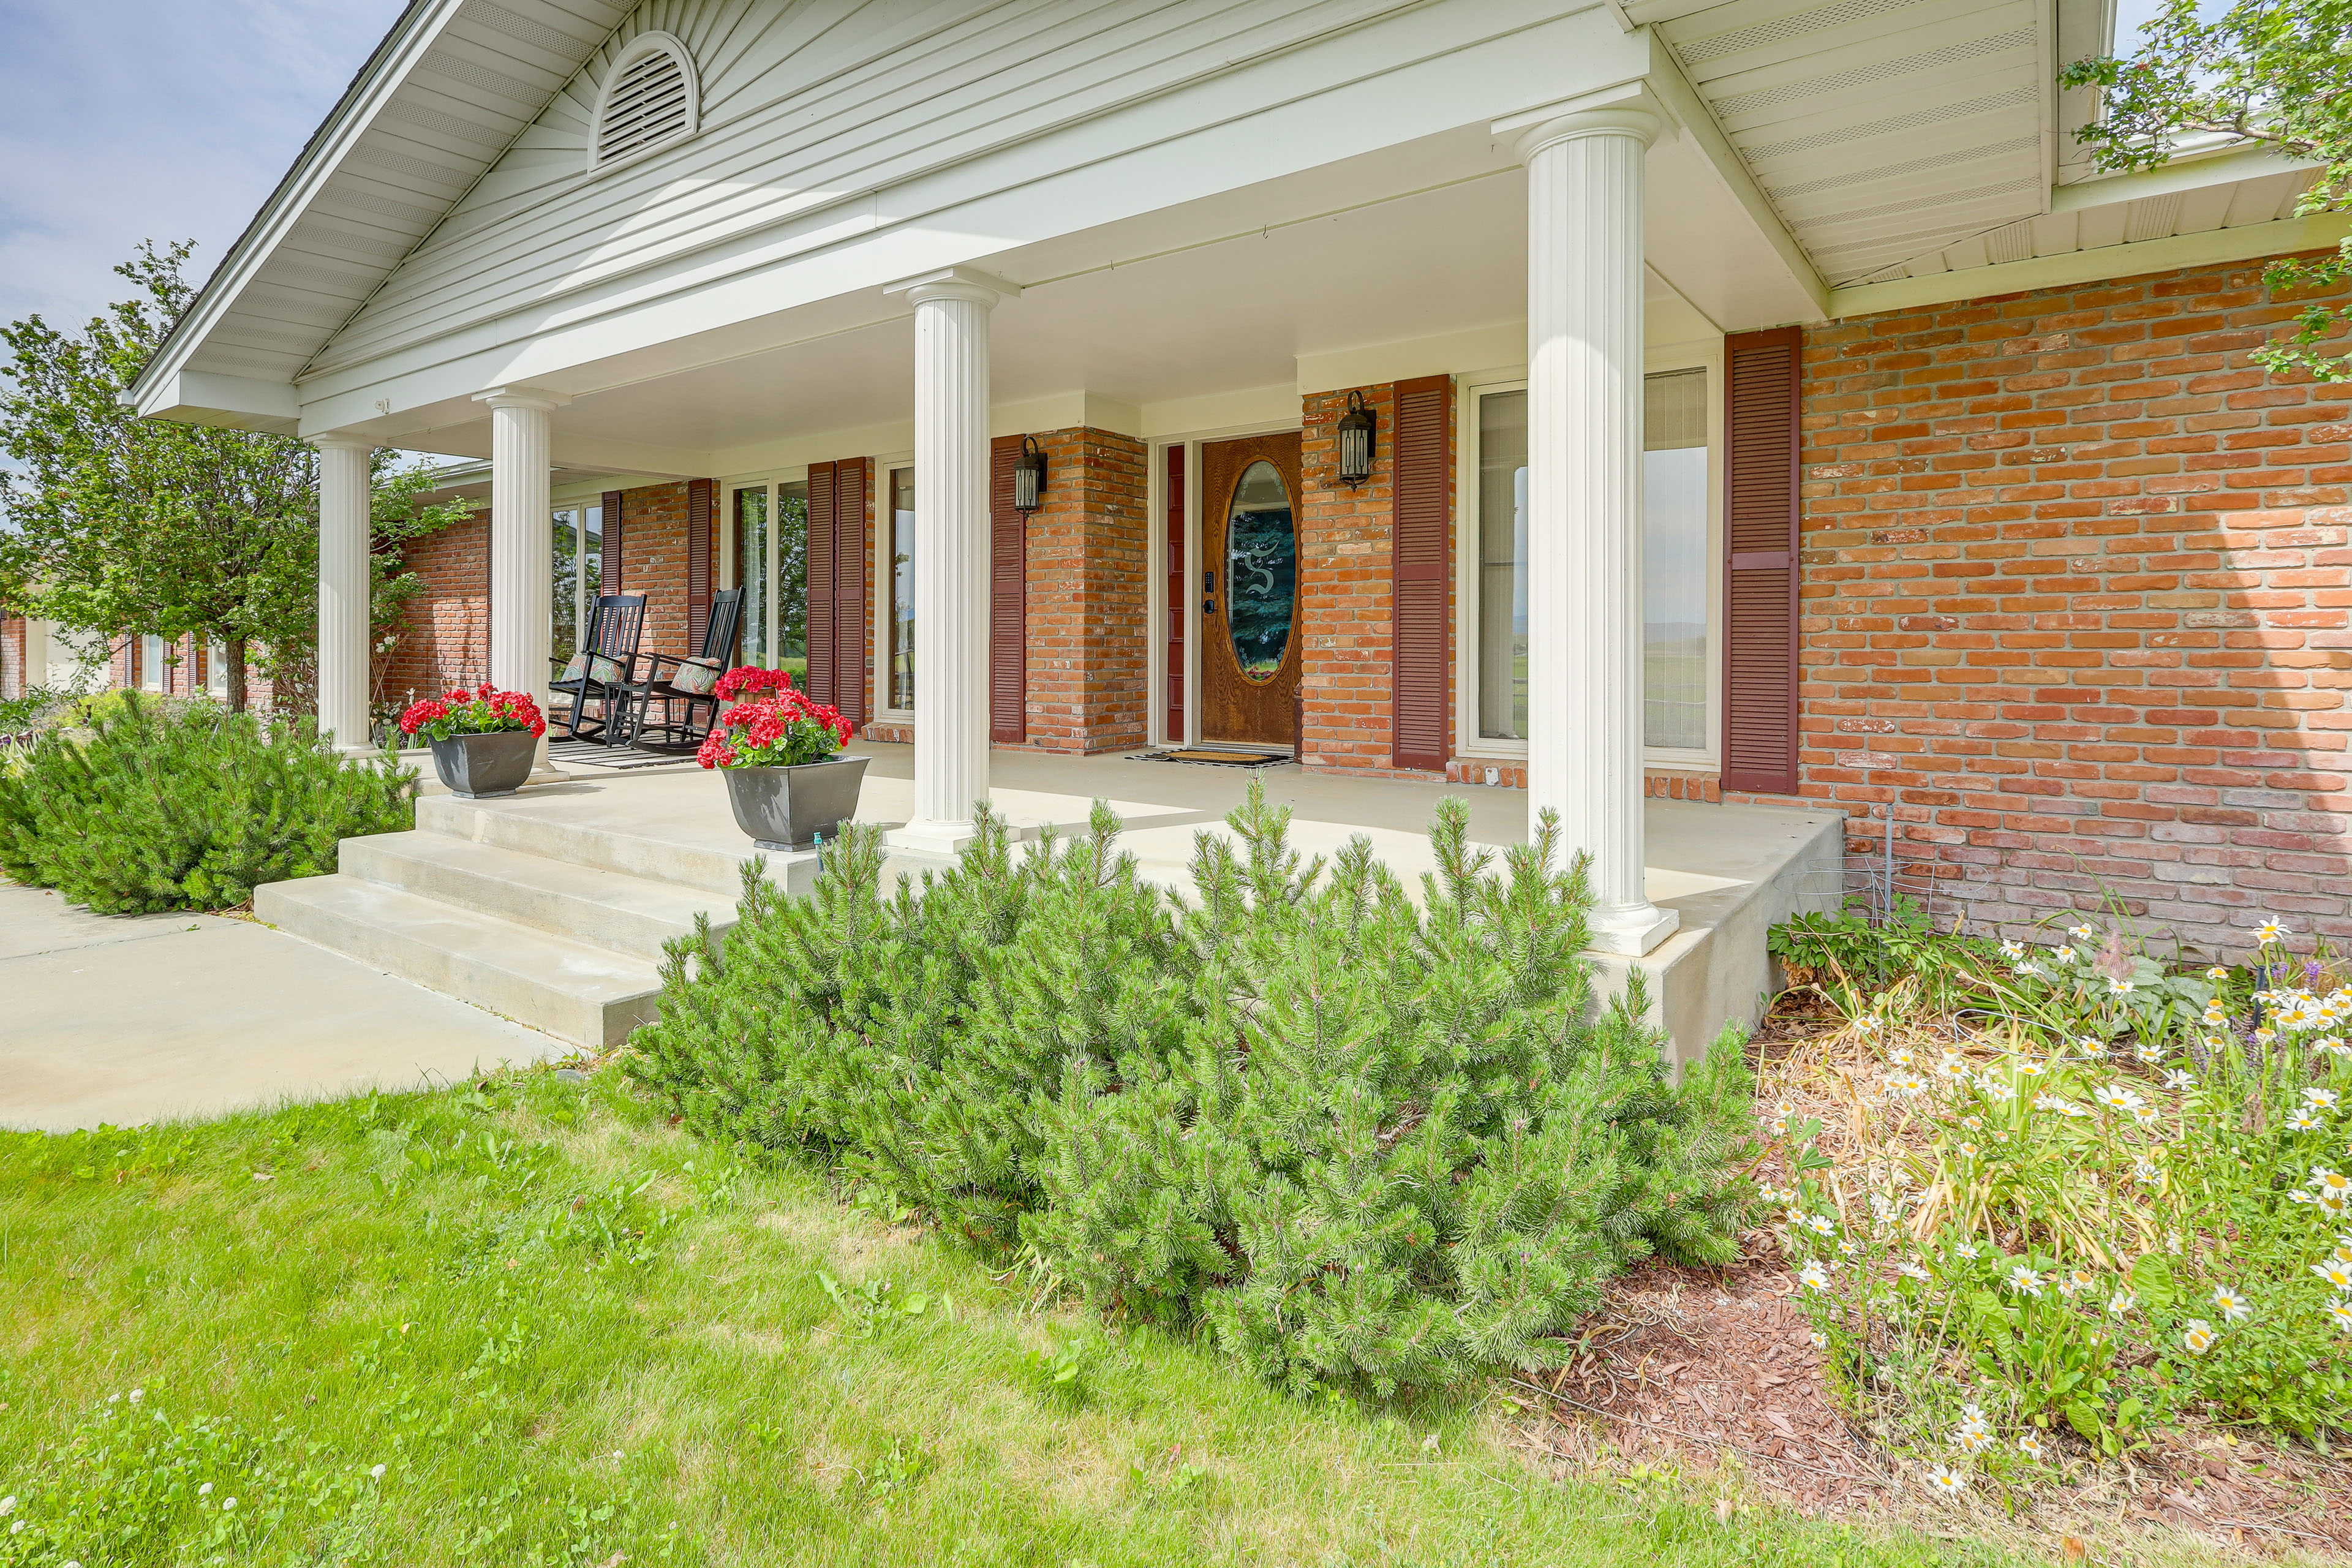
(870, 451, 916, 723)
(1452, 341, 1726, 773)
(722, 469, 810, 671)
(586, 31, 701, 178)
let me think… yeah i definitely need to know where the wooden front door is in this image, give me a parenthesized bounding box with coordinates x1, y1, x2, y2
(1200, 432, 1303, 747)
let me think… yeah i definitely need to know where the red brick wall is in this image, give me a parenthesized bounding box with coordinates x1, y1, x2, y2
(612, 481, 698, 658)
(1297, 382, 1458, 779)
(1019, 426, 1149, 753)
(1770, 253, 2351, 956)
(379, 513, 489, 706)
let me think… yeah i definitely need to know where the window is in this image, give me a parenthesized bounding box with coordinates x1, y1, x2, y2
(590, 34, 698, 170)
(139, 634, 168, 693)
(551, 504, 603, 664)
(729, 480, 809, 674)
(1464, 366, 1717, 758)
(886, 467, 915, 710)
(205, 639, 230, 699)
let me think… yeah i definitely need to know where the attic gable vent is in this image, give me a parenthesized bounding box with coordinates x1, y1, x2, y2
(591, 34, 698, 170)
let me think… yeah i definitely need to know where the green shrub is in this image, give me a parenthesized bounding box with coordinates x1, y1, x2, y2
(630, 785, 1757, 1396)
(0, 695, 414, 912)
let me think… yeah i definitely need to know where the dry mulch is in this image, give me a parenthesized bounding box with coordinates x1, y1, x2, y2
(1504, 990, 2352, 1559)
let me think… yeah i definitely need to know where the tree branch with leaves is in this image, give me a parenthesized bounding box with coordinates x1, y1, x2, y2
(2064, 0, 2352, 380)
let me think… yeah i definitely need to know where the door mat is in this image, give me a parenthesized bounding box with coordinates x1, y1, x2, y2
(547, 740, 695, 771)
(1144, 748, 1293, 767)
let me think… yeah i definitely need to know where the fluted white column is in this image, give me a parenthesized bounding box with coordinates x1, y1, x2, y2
(1518, 110, 1678, 956)
(883, 269, 1016, 854)
(311, 435, 375, 753)
(473, 385, 570, 771)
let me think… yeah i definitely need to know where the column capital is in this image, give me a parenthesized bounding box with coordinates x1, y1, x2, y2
(1512, 107, 1661, 165)
(306, 432, 377, 453)
(472, 385, 571, 412)
(884, 265, 1020, 309)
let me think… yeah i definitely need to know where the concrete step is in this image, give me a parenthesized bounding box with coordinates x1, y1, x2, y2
(252, 875, 663, 1049)
(338, 831, 732, 961)
(415, 792, 804, 899)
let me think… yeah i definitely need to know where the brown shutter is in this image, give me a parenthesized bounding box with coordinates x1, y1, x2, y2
(601, 488, 624, 592)
(1722, 326, 1804, 795)
(1164, 443, 1185, 742)
(989, 435, 1027, 743)
(805, 462, 840, 708)
(686, 478, 715, 650)
(1389, 375, 1450, 772)
(833, 459, 869, 728)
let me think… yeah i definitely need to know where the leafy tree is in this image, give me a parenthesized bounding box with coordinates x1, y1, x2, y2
(0, 241, 465, 712)
(2064, 0, 2352, 380)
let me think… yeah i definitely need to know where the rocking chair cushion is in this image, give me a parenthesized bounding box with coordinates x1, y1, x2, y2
(560, 650, 627, 685)
(669, 656, 722, 695)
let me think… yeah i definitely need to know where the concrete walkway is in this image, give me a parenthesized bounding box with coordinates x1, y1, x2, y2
(0, 881, 568, 1133)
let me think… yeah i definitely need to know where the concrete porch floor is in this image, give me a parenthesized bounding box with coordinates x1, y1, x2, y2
(383, 742, 1845, 1061)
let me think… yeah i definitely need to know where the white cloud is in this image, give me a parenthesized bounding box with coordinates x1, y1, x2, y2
(0, 0, 409, 330)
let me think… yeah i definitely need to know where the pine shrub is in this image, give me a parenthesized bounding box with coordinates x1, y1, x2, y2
(0, 695, 414, 912)
(630, 785, 1755, 1395)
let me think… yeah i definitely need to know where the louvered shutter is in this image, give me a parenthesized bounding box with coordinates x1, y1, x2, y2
(805, 462, 839, 708)
(687, 478, 714, 651)
(832, 459, 869, 728)
(602, 489, 624, 592)
(1164, 443, 1186, 742)
(1389, 375, 1451, 772)
(989, 436, 1027, 743)
(596, 47, 691, 165)
(1722, 327, 1804, 794)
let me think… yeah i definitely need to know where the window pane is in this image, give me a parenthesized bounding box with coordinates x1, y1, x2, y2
(889, 467, 915, 710)
(581, 504, 603, 616)
(777, 481, 808, 678)
(734, 488, 769, 666)
(1477, 390, 1528, 741)
(551, 509, 578, 665)
(1644, 369, 1708, 752)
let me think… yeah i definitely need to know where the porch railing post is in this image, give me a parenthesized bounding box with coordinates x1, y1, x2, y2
(1517, 108, 1679, 957)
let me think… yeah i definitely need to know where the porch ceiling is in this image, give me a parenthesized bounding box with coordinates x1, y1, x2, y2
(386, 129, 1733, 472)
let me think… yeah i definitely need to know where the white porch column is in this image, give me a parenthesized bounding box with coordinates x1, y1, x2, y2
(310, 435, 375, 753)
(472, 386, 570, 768)
(1518, 109, 1678, 957)
(882, 267, 1018, 855)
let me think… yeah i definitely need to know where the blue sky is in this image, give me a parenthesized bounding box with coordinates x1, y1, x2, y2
(0, 0, 408, 332)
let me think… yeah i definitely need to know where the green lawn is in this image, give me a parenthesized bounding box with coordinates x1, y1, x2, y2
(0, 1067, 2016, 1567)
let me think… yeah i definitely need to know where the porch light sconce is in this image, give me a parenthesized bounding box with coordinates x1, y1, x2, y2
(1013, 435, 1048, 513)
(1336, 390, 1376, 486)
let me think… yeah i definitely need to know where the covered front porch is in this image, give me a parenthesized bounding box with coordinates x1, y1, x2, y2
(256, 744, 1844, 1059)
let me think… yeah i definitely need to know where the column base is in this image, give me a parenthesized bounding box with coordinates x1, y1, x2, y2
(886, 819, 979, 858)
(1587, 903, 1681, 956)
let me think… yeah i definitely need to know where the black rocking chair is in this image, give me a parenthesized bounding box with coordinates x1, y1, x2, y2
(548, 593, 647, 744)
(624, 587, 744, 752)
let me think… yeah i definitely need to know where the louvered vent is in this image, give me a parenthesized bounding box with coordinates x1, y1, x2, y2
(595, 42, 693, 167)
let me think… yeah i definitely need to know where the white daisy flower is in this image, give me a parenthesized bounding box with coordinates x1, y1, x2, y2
(2310, 1261, 2352, 1291)
(2256, 919, 2286, 944)
(2018, 1059, 2048, 1080)
(2109, 978, 2136, 997)
(1889, 1072, 1930, 1095)
(2015, 960, 2045, 979)
(2133, 1159, 2162, 1185)
(2304, 1087, 2340, 1111)
(1807, 1213, 1838, 1236)
(2007, 1265, 2044, 1297)
(1925, 1464, 1967, 1497)
(2181, 1319, 2218, 1354)
(1999, 940, 2024, 960)
(2054, 945, 2078, 964)
(2093, 1084, 2144, 1114)
(2068, 922, 2097, 941)
(1952, 1240, 1983, 1260)
(2164, 1069, 2195, 1091)
(1939, 1050, 1968, 1076)
(1955, 1425, 1992, 1453)
(2325, 1301, 2352, 1333)
(1799, 1262, 1833, 1291)
(1898, 1261, 1931, 1280)
(2108, 1290, 2136, 1317)
(2212, 1287, 2252, 1322)
(2018, 1433, 2046, 1460)
(2290, 1110, 2326, 1131)
(1808, 1330, 1828, 1350)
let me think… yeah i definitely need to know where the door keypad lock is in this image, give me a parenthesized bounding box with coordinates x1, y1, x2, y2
(1202, 570, 1215, 616)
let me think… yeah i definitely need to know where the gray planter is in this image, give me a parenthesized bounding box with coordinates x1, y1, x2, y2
(428, 729, 538, 798)
(722, 755, 870, 850)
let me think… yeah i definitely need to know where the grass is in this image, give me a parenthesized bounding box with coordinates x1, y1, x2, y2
(0, 1065, 2023, 1567)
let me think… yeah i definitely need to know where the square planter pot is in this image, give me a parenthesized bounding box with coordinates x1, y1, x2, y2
(428, 730, 538, 799)
(721, 755, 870, 850)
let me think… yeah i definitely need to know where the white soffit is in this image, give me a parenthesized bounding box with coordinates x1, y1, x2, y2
(133, 0, 630, 423)
(1649, 0, 2051, 288)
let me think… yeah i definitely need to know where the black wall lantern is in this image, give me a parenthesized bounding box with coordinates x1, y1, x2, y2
(1336, 390, 1377, 487)
(1013, 435, 1048, 513)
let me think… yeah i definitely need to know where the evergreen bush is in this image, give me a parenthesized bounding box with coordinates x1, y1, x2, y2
(0, 694, 413, 912)
(631, 785, 1756, 1396)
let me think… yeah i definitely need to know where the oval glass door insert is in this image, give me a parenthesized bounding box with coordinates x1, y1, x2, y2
(1224, 459, 1296, 683)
